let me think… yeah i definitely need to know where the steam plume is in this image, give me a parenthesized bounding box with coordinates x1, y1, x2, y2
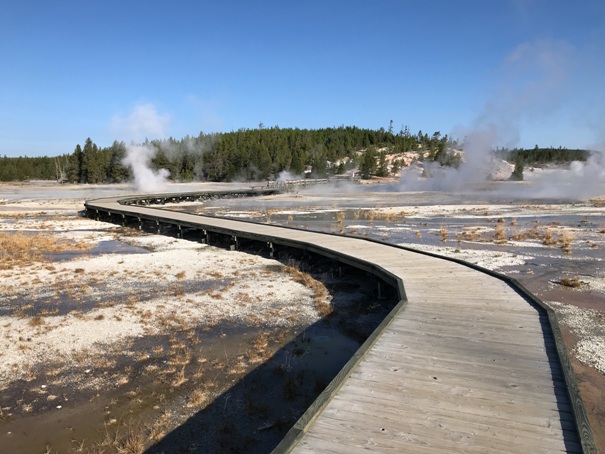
(398, 38, 605, 199)
(112, 103, 171, 192)
(122, 144, 170, 192)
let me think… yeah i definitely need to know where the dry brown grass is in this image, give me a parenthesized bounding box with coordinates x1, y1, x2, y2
(560, 277, 581, 288)
(439, 226, 448, 242)
(0, 407, 11, 422)
(0, 232, 70, 269)
(494, 221, 507, 244)
(186, 388, 210, 409)
(560, 230, 574, 253)
(283, 264, 332, 316)
(590, 197, 605, 208)
(508, 224, 574, 253)
(93, 425, 146, 454)
(456, 228, 483, 242)
(248, 332, 271, 363)
(118, 433, 145, 454)
(542, 228, 557, 246)
(28, 316, 45, 327)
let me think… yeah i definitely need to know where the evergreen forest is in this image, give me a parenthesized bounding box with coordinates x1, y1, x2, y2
(0, 125, 591, 183)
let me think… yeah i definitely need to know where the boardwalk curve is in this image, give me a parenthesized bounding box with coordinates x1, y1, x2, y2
(84, 190, 596, 453)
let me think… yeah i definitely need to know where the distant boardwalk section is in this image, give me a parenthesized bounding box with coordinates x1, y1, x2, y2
(84, 189, 594, 454)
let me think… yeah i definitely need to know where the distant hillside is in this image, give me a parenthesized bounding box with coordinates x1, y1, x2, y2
(0, 128, 592, 183)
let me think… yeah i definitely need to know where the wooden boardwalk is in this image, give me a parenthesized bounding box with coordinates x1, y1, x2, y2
(288, 255, 579, 453)
(85, 193, 592, 453)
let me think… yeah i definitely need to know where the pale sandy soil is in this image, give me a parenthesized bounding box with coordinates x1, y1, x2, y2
(0, 197, 322, 391)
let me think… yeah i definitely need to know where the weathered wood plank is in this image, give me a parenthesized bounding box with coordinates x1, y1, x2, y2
(328, 384, 578, 433)
(372, 345, 566, 381)
(296, 408, 578, 454)
(379, 329, 556, 358)
(338, 376, 574, 418)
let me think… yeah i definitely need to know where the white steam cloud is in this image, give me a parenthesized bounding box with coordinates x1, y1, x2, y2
(121, 144, 170, 193)
(110, 103, 170, 143)
(276, 170, 302, 182)
(525, 152, 605, 199)
(112, 103, 171, 192)
(398, 38, 605, 200)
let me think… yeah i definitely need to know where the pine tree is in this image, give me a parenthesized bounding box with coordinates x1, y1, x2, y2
(510, 156, 525, 181)
(66, 144, 83, 183)
(360, 146, 378, 179)
(376, 151, 388, 177)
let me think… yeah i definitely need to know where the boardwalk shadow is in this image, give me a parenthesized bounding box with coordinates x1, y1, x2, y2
(540, 313, 583, 451)
(513, 288, 582, 452)
(144, 317, 364, 453)
(144, 252, 398, 453)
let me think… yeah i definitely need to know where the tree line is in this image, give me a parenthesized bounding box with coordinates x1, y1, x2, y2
(0, 126, 590, 183)
(498, 146, 589, 166)
(1, 125, 450, 183)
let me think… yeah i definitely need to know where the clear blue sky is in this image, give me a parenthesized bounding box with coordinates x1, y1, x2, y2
(1, 0, 604, 157)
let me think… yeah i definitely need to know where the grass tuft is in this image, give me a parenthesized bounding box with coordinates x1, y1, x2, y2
(283, 264, 333, 316)
(494, 221, 507, 244)
(439, 226, 448, 242)
(560, 277, 581, 288)
(28, 316, 45, 327)
(560, 230, 574, 253)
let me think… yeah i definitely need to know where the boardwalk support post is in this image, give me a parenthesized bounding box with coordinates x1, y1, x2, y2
(230, 236, 238, 251)
(268, 242, 274, 258)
